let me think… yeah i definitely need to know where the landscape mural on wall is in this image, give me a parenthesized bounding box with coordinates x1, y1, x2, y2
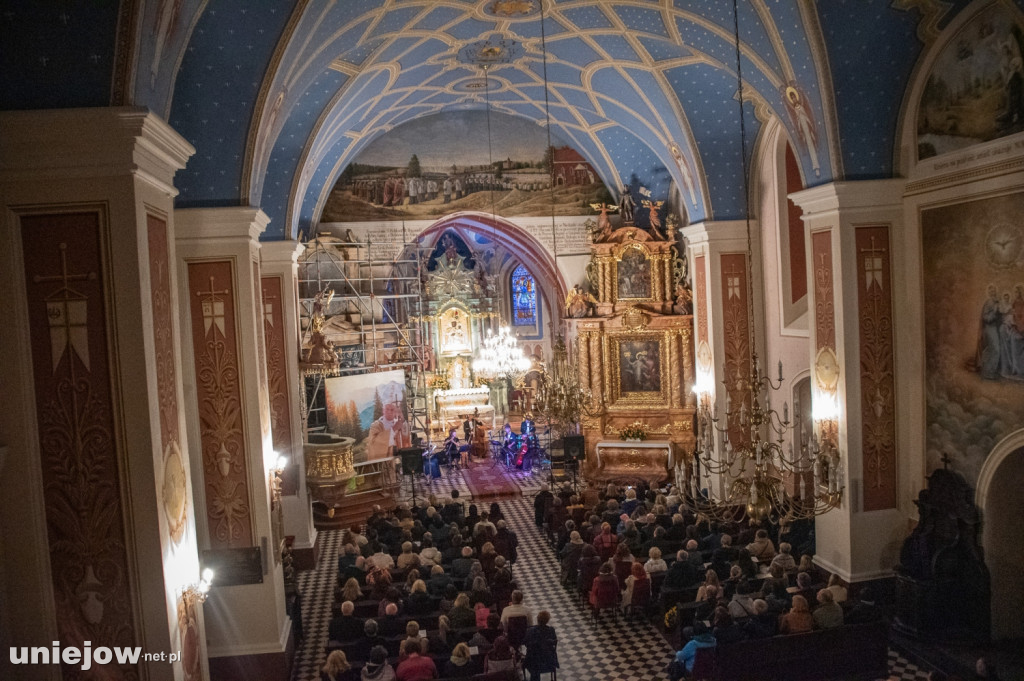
(922, 192, 1024, 485)
(917, 3, 1024, 160)
(321, 110, 613, 222)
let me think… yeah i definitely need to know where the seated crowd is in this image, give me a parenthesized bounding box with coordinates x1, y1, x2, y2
(321, 491, 558, 681)
(532, 480, 885, 679)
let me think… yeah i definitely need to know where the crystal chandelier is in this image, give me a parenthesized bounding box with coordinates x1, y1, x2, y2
(472, 326, 531, 385)
(678, 0, 843, 524)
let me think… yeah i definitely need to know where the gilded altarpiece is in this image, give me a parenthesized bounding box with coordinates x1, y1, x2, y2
(567, 230, 695, 483)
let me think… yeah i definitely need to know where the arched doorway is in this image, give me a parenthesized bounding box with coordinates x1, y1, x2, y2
(976, 430, 1024, 640)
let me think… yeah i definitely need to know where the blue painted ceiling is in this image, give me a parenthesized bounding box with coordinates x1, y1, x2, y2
(2, 1, 1003, 240)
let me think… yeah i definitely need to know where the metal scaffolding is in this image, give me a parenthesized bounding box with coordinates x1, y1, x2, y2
(298, 234, 430, 442)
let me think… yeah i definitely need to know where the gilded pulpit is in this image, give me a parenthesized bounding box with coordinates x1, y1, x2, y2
(565, 223, 696, 483)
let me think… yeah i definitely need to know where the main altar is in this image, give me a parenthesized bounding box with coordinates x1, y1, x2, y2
(565, 219, 697, 484)
(420, 234, 500, 434)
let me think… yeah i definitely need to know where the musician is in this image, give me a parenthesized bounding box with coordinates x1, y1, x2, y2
(520, 413, 538, 447)
(501, 423, 517, 466)
(443, 428, 460, 468)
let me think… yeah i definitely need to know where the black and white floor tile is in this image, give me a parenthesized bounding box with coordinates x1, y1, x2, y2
(290, 468, 936, 681)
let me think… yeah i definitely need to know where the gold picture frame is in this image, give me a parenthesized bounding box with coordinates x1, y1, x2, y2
(613, 242, 655, 303)
(605, 331, 670, 407)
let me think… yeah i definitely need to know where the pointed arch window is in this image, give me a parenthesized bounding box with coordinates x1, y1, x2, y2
(510, 264, 537, 327)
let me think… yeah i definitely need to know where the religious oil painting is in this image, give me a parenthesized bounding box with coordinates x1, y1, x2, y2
(616, 247, 652, 300)
(615, 338, 663, 396)
(321, 110, 610, 222)
(325, 369, 409, 464)
(922, 192, 1024, 485)
(917, 3, 1024, 160)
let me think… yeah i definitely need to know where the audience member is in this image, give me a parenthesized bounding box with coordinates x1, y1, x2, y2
(524, 610, 559, 680)
(674, 621, 717, 677)
(321, 650, 351, 681)
(826, 573, 848, 603)
(645, 546, 668, 574)
(442, 642, 480, 678)
(746, 529, 776, 561)
(770, 542, 797, 572)
(328, 600, 364, 644)
(813, 588, 844, 629)
(500, 589, 534, 626)
(448, 593, 475, 629)
(779, 594, 814, 634)
(395, 639, 437, 681)
(484, 635, 515, 673)
(360, 645, 396, 681)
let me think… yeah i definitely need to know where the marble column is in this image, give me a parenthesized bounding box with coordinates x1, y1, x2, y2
(175, 207, 292, 681)
(0, 108, 203, 681)
(790, 180, 906, 583)
(260, 240, 318, 571)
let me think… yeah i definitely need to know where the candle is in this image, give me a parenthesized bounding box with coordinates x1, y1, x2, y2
(783, 401, 789, 423)
(813, 459, 821, 489)
(778, 360, 783, 382)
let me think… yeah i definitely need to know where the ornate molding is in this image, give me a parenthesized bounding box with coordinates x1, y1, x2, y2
(720, 253, 750, 446)
(21, 214, 139, 672)
(188, 262, 253, 549)
(148, 215, 188, 543)
(856, 226, 897, 511)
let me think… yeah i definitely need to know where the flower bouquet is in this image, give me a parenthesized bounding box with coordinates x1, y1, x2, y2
(619, 421, 648, 441)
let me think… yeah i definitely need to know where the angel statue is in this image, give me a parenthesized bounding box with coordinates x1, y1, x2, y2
(642, 199, 666, 240)
(588, 202, 618, 242)
(311, 286, 334, 334)
(565, 284, 598, 318)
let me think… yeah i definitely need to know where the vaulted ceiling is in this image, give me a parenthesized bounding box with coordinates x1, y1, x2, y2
(1, 1, 977, 240)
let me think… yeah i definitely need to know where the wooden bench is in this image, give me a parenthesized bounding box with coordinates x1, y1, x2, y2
(708, 619, 889, 681)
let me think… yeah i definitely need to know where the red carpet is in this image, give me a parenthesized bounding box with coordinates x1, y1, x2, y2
(461, 463, 521, 502)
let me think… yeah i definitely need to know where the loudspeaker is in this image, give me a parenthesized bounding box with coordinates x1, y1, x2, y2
(399, 447, 424, 475)
(564, 435, 585, 461)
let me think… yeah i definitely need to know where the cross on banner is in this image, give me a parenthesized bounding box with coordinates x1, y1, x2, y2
(195, 276, 229, 337)
(33, 242, 96, 372)
(860, 237, 885, 291)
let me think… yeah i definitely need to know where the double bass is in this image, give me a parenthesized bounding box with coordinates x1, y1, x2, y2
(515, 438, 529, 468)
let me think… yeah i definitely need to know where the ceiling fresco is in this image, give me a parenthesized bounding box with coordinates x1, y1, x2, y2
(3, 1, 1016, 240)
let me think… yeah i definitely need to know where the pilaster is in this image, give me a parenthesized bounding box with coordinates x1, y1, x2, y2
(175, 207, 292, 680)
(0, 107, 202, 681)
(790, 179, 907, 582)
(681, 220, 762, 496)
(260, 240, 318, 570)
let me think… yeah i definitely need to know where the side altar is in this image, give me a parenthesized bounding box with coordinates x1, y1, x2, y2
(564, 215, 696, 484)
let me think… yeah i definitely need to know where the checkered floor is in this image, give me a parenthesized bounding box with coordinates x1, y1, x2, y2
(289, 467, 937, 681)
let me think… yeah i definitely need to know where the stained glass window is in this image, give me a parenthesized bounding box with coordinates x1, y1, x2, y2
(511, 264, 537, 327)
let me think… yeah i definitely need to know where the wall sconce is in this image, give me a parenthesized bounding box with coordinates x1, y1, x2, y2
(271, 455, 288, 508)
(183, 568, 215, 606)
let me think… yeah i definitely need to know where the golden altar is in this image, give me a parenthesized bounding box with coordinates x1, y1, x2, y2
(594, 440, 674, 483)
(565, 224, 696, 483)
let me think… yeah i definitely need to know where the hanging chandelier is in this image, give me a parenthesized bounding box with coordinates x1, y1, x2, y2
(533, 337, 602, 436)
(678, 0, 843, 524)
(472, 326, 531, 384)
